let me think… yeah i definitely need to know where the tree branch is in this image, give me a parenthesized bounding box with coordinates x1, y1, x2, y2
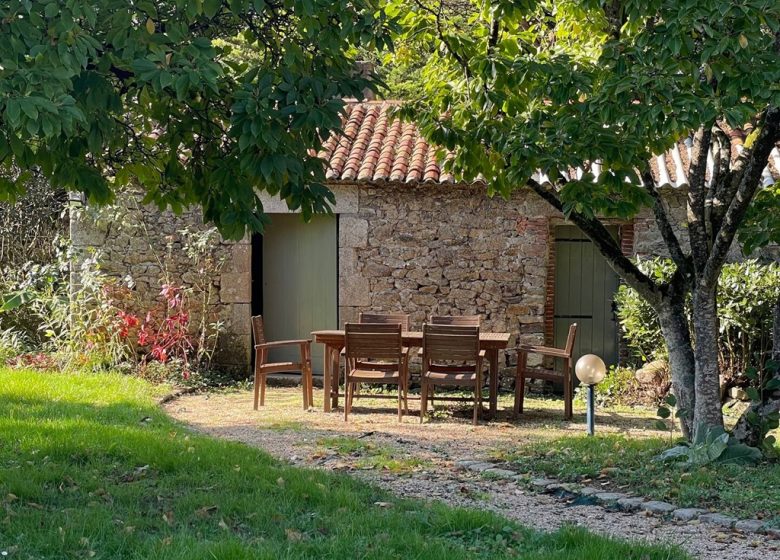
(704, 106, 780, 284)
(603, 1, 624, 41)
(686, 126, 712, 273)
(414, 0, 472, 78)
(526, 178, 661, 303)
(641, 168, 690, 274)
(708, 125, 734, 237)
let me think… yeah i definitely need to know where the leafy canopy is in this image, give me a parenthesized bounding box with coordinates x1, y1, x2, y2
(0, 0, 392, 238)
(389, 0, 780, 218)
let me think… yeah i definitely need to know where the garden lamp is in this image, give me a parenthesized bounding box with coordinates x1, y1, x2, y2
(575, 354, 607, 436)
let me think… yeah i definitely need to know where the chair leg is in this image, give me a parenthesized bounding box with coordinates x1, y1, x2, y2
(397, 383, 403, 421)
(308, 364, 314, 408)
(259, 373, 266, 407)
(474, 363, 482, 425)
(253, 371, 261, 410)
(344, 381, 353, 422)
(419, 378, 428, 423)
(564, 359, 573, 420)
(473, 385, 479, 426)
(301, 369, 309, 410)
(514, 351, 527, 417)
(403, 356, 410, 414)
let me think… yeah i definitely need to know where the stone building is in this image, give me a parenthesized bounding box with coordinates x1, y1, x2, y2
(70, 101, 780, 382)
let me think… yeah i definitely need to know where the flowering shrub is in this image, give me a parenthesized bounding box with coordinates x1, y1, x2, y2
(1, 199, 224, 382)
(135, 284, 196, 379)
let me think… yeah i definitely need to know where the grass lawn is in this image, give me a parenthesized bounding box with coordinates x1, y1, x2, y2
(0, 368, 688, 559)
(499, 432, 780, 528)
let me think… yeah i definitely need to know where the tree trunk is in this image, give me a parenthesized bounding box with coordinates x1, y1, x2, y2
(656, 298, 696, 439)
(691, 285, 725, 434)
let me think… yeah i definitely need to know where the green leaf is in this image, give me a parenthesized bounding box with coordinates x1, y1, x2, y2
(657, 406, 671, 419)
(655, 445, 689, 462)
(0, 290, 34, 313)
(203, 0, 222, 18)
(44, 1, 58, 18)
(716, 442, 762, 465)
(764, 378, 780, 391)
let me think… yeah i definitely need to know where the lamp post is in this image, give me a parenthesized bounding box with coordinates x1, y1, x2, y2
(574, 354, 607, 436)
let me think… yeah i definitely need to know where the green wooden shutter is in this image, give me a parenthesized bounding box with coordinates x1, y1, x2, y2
(261, 214, 337, 374)
(553, 225, 620, 368)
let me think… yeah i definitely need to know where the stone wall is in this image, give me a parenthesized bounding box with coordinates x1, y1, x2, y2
(339, 184, 555, 366)
(71, 183, 750, 381)
(70, 197, 252, 370)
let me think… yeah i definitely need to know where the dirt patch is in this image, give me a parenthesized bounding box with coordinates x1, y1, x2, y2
(165, 387, 779, 560)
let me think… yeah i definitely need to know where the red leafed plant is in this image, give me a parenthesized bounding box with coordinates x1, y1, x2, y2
(136, 284, 194, 379)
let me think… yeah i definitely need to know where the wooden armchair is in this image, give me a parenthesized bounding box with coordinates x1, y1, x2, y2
(514, 323, 578, 420)
(251, 315, 313, 411)
(420, 324, 485, 425)
(344, 322, 406, 421)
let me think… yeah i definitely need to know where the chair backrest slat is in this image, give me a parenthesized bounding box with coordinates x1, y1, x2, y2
(423, 324, 479, 362)
(251, 315, 266, 346)
(564, 323, 578, 357)
(359, 312, 411, 331)
(345, 323, 402, 360)
(430, 315, 481, 327)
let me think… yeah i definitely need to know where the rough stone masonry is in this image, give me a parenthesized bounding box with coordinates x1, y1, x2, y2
(70, 182, 700, 381)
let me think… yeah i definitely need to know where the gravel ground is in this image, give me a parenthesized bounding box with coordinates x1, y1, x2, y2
(164, 388, 780, 560)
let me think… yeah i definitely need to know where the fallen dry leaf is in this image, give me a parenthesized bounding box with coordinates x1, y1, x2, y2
(195, 505, 219, 519)
(285, 529, 304, 542)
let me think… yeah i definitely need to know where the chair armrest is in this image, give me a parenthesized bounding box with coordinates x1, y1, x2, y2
(256, 339, 311, 350)
(518, 344, 568, 358)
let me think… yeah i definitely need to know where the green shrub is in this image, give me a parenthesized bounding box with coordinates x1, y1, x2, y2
(575, 365, 644, 407)
(615, 258, 780, 381)
(0, 327, 28, 363)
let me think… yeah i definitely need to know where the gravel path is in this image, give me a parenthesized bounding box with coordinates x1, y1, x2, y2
(164, 389, 780, 560)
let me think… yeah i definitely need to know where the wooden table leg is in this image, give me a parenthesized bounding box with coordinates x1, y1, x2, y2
(323, 345, 332, 412)
(488, 349, 499, 418)
(331, 345, 342, 410)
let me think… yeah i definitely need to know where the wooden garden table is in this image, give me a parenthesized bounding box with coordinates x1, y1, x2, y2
(311, 330, 511, 418)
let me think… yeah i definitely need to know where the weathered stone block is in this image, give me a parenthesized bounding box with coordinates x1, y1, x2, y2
(220, 272, 251, 303)
(672, 508, 706, 521)
(231, 303, 252, 336)
(340, 274, 370, 306)
(641, 501, 677, 515)
(231, 244, 251, 273)
(482, 468, 517, 479)
(733, 519, 765, 533)
(339, 215, 368, 248)
(616, 497, 645, 511)
(698, 513, 736, 528)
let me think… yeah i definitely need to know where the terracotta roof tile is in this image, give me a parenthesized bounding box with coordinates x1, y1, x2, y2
(322, 101, 780, 189)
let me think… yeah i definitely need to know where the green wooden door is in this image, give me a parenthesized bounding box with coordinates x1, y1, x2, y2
(553, 225, 620, 368)
(261, 214, 337, 375)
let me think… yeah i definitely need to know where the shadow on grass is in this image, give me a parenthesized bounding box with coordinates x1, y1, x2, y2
(0, 369, 690, 559)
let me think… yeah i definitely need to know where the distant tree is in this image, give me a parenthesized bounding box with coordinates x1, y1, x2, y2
(389, 0, 780, 442)
(0, 0, 392, 239)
